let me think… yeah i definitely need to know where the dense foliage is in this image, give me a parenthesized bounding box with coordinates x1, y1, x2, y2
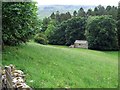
(50, 11, 72, 23)
(86, 16, 118, 50)
(48, 21, 67, 45)
(2, 2, 39, 46)
(77, 7, 86, 17)
(117, 2, 120, 49)
(49, 5, 118, 21)
(37, 4, 118, 51)
(49, 17, 86, 45)
(45, 20, 56, 39)
(40, 17, 50, 32)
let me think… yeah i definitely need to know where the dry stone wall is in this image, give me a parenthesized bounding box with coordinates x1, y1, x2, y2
(2, 64, 32, 90)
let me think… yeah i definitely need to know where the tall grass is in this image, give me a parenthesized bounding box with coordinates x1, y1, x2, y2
(2, 42, 118, 88)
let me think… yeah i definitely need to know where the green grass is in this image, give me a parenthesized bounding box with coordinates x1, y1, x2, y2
(2, 42, 118, 88)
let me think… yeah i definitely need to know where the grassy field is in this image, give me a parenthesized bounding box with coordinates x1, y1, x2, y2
(2, 42, 118, 88)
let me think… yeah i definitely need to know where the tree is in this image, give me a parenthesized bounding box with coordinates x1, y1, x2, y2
(50, 12, 55, 19)
(65, 12, 72, 19)
(77, 7, 86, 17)
(86, 16, 118, 50)
(92, 5, 118, 19)
(49, 17, 86, 45)
(92, 6, 105, 16)
(73, 10, 77, 17)
(106, 5, 112, 14)
(55, 11, 61, 23)
(105, 6, 118, 19)
(45, 20, 56, 39)
(109, 6, 118, 20)
(93, 7, 99, 15)
(97, 5, 106, 15)
(87, 9, 93, 16)
(65, 17, 86, 45)
(59, 13, 66, 22)
(117, 2, 120, 49)
(49, 21, 67, 45)
(2, 2, 39, 46)
(40, 17, 50, 32)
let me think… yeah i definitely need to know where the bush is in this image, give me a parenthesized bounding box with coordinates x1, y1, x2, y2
(34, 33, 48, 45)
(86, 16, 118, 50)
(2, 2, 39, 46)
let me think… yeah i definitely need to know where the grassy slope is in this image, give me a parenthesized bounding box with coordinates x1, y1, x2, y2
(2, 42, 118, 88)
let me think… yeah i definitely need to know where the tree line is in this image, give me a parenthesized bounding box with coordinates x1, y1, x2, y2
(2, 2, 120, 50)
(40, 5, 118, 29)
(39, 5, 118, 37)
(49, 5, 118, 22)
(37, 5, 119, 50)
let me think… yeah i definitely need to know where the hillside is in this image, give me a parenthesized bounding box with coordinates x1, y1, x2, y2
(2, 42, 118, 88)
(38, 5, 96, 19)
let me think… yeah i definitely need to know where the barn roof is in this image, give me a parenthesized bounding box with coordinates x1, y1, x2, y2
(74, 40, 88, 44)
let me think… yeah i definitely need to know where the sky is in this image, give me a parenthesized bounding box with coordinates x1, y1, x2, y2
(35, 0, 119, 6)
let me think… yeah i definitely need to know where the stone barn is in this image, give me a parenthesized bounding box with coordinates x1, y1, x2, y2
(74, 40, 88, 49)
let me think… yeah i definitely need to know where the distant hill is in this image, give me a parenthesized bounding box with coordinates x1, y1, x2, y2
(38, 5, 96, 19)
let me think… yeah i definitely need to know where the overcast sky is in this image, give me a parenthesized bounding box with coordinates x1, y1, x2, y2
(35, 0, 119, 6)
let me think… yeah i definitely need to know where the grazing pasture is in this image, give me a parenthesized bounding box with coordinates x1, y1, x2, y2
(2, 42, 118, 88)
